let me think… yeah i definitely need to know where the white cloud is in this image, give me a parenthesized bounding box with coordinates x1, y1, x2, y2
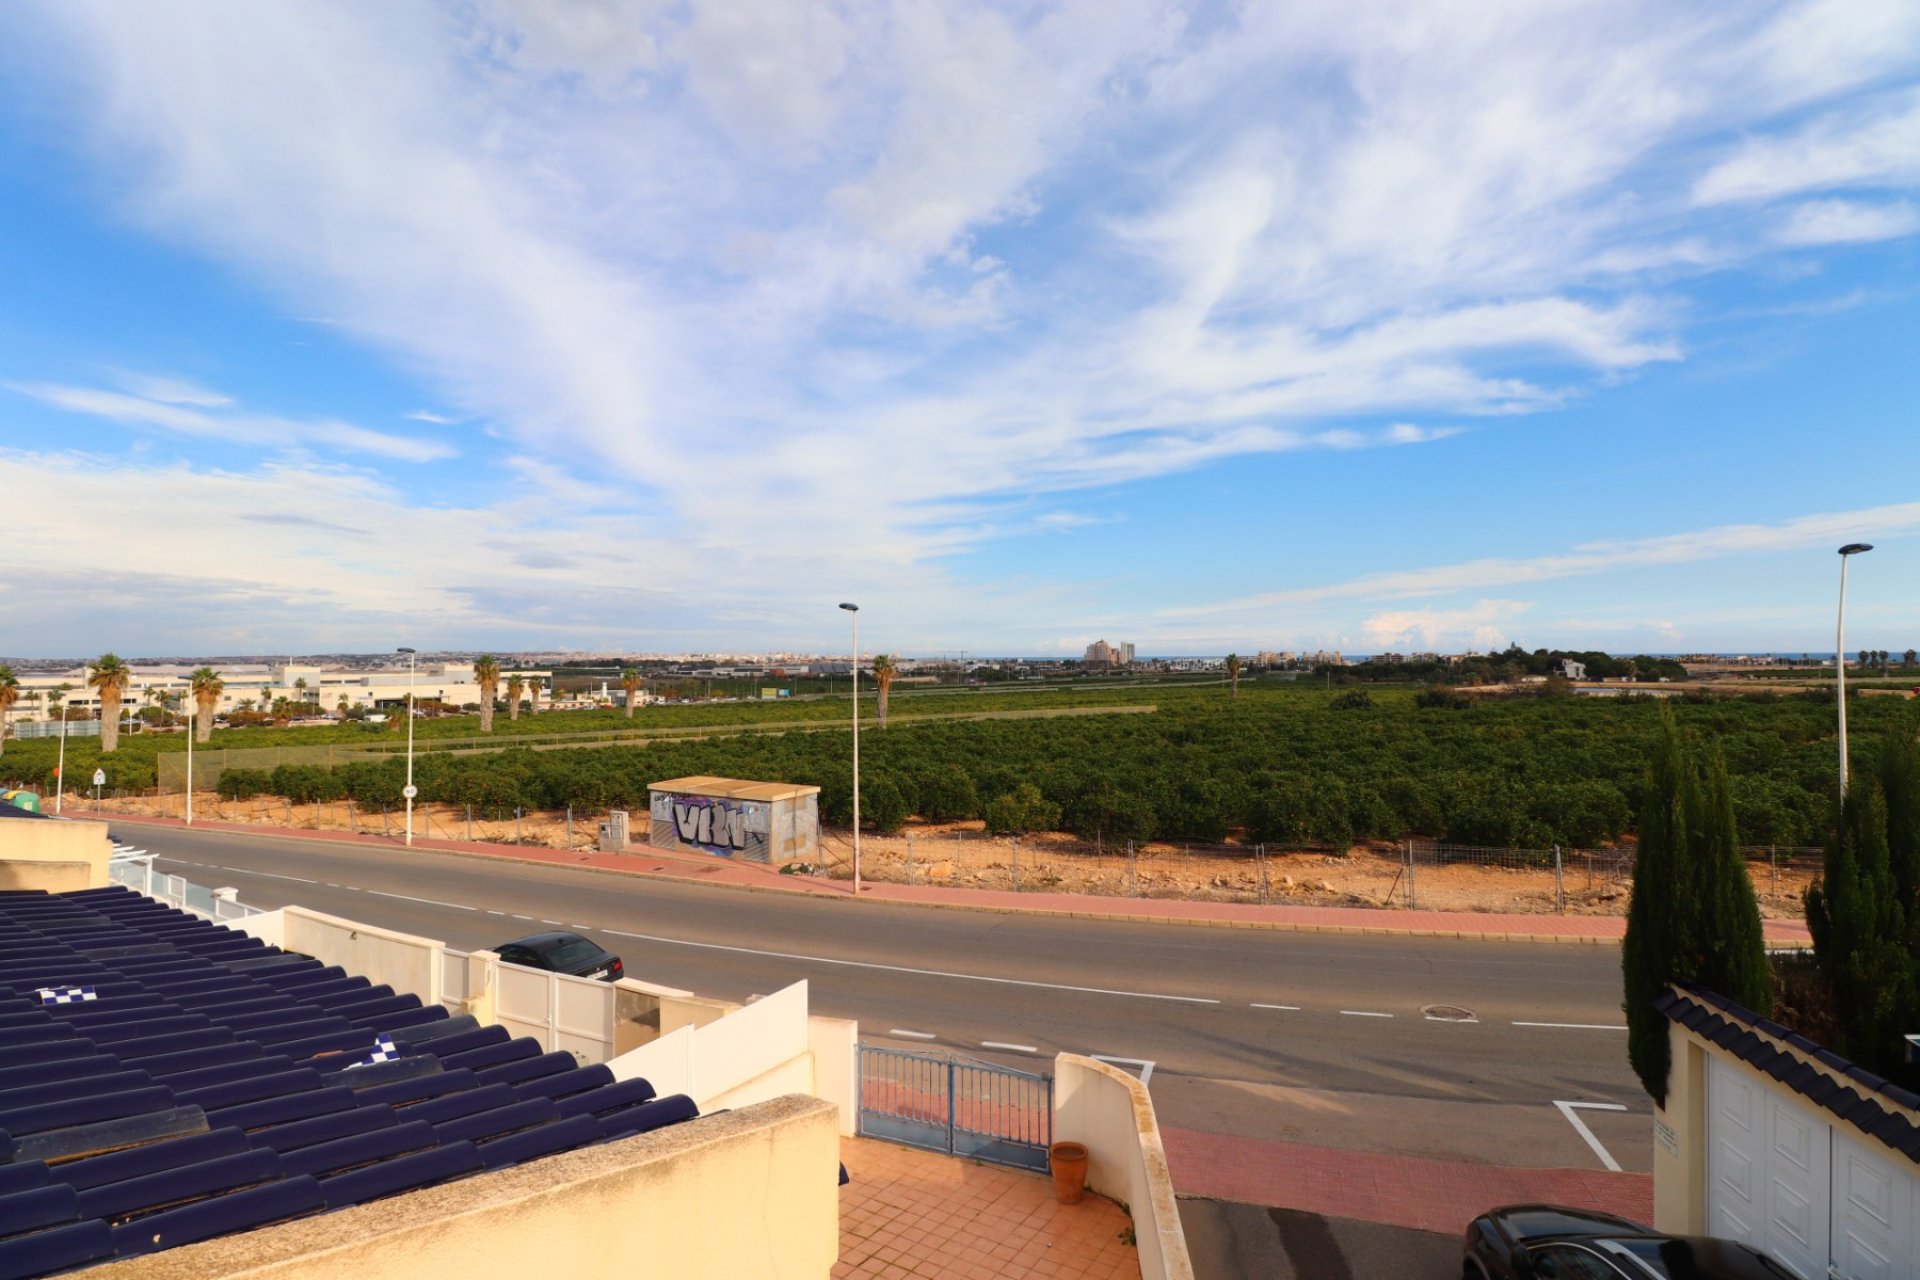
(1693, 86, 1920, 206)
(1361, 600, 1530, 652)
(1166, 500, 1920, 617)
(112, 372, 232, 407)
(1775, 198, 1920, 246)
(9, 382, 454, 463)
(1, 1, 1917, 647)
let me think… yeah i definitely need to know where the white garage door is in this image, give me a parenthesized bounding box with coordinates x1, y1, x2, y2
(1707, 1056, 1829, 1280)
(1832, 1129, 1920, 1279)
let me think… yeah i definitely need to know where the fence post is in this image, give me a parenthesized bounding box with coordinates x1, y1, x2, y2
(1770, 845, 1778, 898)
(567, 806, 574, 848)
(1258, 843, 1268, 904)
(1407, 839, 1417, 910)
(515, 807, 523, 844)
(1011, 836, 1019, 892)
(1554, 845, 1565, 914)
(348, 800, 356, 835)
(906, 832, 915, 885)
(1128, 840, 1137, 896)
(466, 805, 473, 842)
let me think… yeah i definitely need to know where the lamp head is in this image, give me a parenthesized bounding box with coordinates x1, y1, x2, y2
(1838, 543, 1873, 556)
(397, 646, 417, 654)
(838, 602, 859, 613)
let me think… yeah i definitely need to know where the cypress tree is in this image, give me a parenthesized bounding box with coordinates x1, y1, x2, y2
(1691, 751, 1772, 1014)
(1806, 736, 1920, 1081)
(1624, 712, 1694, 1106)
(1623, 712, 1771, 1105)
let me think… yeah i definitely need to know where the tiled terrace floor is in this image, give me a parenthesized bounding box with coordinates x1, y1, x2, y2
(836, 1137, 1141, 1280)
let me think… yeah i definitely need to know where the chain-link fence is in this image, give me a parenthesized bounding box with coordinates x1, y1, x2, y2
(59, 787, 1830, 917)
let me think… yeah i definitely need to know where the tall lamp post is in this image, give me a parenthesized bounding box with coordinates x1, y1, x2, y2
(52, 686, 69, 815)
(839, 602, 861, 894)
(1835, 544, 1873, 800)
(398, 648, 418, 845)
(185, 704, 194, 826)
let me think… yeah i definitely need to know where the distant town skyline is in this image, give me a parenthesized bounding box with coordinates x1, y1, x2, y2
(0, 4, 1915, 658)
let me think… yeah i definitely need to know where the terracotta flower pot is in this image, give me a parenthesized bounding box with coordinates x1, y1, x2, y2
(1049, 1140, 1089, 1204)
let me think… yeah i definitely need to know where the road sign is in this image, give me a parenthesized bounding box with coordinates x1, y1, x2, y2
(92, 769, 106, 788)
(402, 785, 418, 800)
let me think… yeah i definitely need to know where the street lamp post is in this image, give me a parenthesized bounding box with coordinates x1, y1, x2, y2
(1835, 544, 1873, 800)
(839, 602, 861, 894)
(185, 709, 194, 826)
(398, 648, 418, 845)
(53, 690, 68, 815)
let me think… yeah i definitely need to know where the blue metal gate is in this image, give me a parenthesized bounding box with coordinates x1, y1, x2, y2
(857, 1044, 1053, 1172)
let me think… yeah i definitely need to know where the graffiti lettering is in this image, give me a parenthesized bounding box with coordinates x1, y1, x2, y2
(671, 798, 749, 853)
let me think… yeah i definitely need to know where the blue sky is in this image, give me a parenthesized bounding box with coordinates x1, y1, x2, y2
(0, 1, 1916, 659)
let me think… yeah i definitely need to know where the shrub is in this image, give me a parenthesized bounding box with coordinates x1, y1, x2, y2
(985, 783, 1060, 835)
(859, 774, 910, 833)
(217, 768, 274, 800)
(1329, 689, 1374, 711)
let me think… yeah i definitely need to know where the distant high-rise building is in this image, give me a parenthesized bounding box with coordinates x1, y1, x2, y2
(1118, 642, 1135, 664)
(1083, 639, 1113, 666)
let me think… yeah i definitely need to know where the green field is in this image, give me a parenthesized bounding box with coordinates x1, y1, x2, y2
(11, 678, 1905, 850)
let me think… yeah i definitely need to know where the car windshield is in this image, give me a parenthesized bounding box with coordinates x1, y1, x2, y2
(543, 937, 605, 968)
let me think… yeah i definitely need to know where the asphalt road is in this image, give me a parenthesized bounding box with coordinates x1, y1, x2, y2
(117, 823, 1652, 1174)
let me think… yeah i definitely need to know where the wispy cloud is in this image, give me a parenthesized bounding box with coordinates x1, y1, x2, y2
(9, 382, 454, 463)
(1165, 501, 1920, 617)
(1775, 199, 1920, 246)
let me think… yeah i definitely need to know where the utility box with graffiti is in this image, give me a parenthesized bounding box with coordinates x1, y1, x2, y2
(647, 776, 821, 865)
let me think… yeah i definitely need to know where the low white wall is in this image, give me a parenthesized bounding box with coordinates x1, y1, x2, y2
(808, 1016, 859, 1137)
(1054, 1054, 1194, 1280)
(607, 981, 818, 1113)
(279, 905, 444, 1007)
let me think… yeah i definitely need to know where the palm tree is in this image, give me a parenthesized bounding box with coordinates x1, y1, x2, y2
(506, 674, 525, 723)
(871, 654, 897, 728)
(621, 667, 642, 719)
(190, 667, 224, 744)
(337, 693, 350, 716)
(528, 677, 543, 716)
(89, 653, 131, 752)
(473, 656, 501, 733)
(1226, 653, 1242, 699)
(0, 665, 18, 757)
(293, 676, 308, 710)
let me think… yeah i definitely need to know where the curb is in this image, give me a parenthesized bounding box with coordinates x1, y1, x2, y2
(97, 811, 1814, 948)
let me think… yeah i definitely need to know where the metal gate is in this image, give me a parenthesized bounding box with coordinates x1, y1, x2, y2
(857, 1044, 1053, 1172)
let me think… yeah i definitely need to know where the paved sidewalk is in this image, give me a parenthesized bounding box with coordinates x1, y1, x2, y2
(1161, 1125, 1654, 1235)
(837, 1136, 1138, 1279)
(102, 809, 1814, 946)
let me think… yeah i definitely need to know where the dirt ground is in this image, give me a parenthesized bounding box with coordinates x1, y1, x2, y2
(98, 795, 1816, 918)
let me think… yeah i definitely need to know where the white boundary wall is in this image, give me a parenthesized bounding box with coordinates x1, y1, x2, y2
(1054, 1054, 1194, 1280)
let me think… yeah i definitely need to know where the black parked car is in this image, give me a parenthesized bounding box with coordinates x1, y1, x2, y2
(494, 931, 624, 982)
(1463, 1205, 1795, 1279)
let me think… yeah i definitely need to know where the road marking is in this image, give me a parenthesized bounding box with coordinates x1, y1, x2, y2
(1514, 1022, 1628, 1031)
(1554, 1100, 1629, 1172)
(192, 865, 318, 886)
(485, 910, 505, 916)
(1090, 1055, 1156, 1086)
(1339, 1010, 1393, 1018)
(511, 914, 534, 921)
(365, 890, 476, 911)
(596, 929, 1221, 1004)
(1251, 1003, 1301, 1011)
(889, 1029, 937, 1040)
(540, 919, 566, 926)
(982, 1041, 1039, 1054)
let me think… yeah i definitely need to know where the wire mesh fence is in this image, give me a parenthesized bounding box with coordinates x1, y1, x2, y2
(42, 785, 1829, 916)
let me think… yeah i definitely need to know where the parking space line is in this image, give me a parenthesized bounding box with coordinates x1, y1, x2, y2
(1252, 1003, 1301, 1011)
(982, 1041, 1039, 1054)
(1554, 1100, 1629, 1172)
(889, 1029, 937, 1040)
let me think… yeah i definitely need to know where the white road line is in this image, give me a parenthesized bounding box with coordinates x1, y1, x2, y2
(364, 890, 476, 912)
(1554, 1100, 1629, 1172)
(1339, 1010, 1393, 1018)
(1089, 1055, 1156, 1086)
(485, 910, 505, 916)
(195, 865, 318, 886)
(596, 929, 1221, 1005)
(1251, 1003, 1301, 1011)
(511, 914, 534, 921)
(540, 919, 566, 926)
(1514, 1022, 1628, 1031)
(889, 1029, 937, 1040)
(982, 1041, 1039, 1054)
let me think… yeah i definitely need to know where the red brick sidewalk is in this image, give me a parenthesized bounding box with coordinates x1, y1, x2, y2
(1161, 1125, 1654, 1234)
(100, 810, 1812, 946)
